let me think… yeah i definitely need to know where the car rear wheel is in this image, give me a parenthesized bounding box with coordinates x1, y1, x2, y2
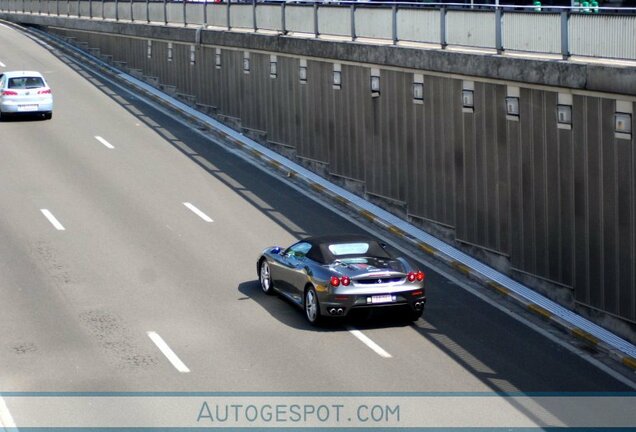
(259, 260, 274, 295)
(304, 286, 322, 325)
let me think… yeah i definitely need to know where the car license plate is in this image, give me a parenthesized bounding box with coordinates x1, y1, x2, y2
(370, 294, 394, 304)
(18, 105, 38, 112)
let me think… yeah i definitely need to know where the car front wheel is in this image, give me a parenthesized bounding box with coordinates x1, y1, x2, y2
(259, 260, 274, 295)
(304, 286, 322, 325)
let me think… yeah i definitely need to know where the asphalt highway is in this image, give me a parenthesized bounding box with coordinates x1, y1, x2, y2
(0, 22, 633, 428)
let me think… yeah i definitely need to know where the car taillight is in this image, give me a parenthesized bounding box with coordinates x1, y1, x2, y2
(2, 90, 18, 96)
(340, 276, 350, 286)
(411, 291, 423, 296)
(407, 272, 416, 282)
(330, 276, 340, 287)
(38, 89, 51, 94)
(416, 271, 425, 281)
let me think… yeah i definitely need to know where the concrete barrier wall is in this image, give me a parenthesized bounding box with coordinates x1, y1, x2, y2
(206, 3, 226, 28)
(229, 4, 252, 30)
(318, 6, 349, 38)
(397, 8, 439, 44)
(131, 3, 146, 22)
(148, 2, 163, 23)
(117, 2, 129, 20)
(570, 14, 636, 60)
(102, 1, 115, 19)
(447, 10, 496, 48)
(165, 3, 181, 25)
(284, 5, 314, 34)
(255, 4, 280, 32)
(504, 12, 561, 54)
(79, 2, 92, 17)
(355, 6, 392, 40)
(185, 2, 203, 25)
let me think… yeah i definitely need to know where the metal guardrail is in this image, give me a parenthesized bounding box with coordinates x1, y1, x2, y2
(1, 0, 636, 61)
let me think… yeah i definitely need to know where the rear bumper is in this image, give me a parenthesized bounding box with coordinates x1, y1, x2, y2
(319, 292, 427, 317)
(0, 100, 53, 113)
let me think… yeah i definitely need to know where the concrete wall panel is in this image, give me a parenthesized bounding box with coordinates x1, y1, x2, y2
(397, 8, 439, 44)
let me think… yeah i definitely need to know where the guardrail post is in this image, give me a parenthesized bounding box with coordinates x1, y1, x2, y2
(440, 6, 447, 49)
(182, 0, 186, 26)
(252, 0, 256, 32)
(130, 0, 133, 22)
(146, 0, 149, 23)
(21, 0, 24, 13)
(495, 7, 503, 54)
(66, 0, 69, 16)
(280, 1, 286, 35)
(114, 0, 117, 20)
(313, 1, 318, 38)
(77, 0, 80, 17)
(561, 10, 570, 60)
(55, 0, 58, 16)
(350, 3, 355, 41)
(38, 0, 41, 14)
(226, 0, 230, 30)
(202, 0, 206, 27)
(163, 0, 166, 25)
(391, 4, 397, 45)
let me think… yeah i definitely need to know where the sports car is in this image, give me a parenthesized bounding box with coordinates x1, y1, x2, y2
(256, 234, 426, 325)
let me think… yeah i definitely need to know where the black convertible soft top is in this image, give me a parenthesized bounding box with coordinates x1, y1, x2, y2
(303, 234, 392, 264)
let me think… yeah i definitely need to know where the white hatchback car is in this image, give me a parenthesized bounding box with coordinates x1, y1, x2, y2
(0, 71, 53, 120)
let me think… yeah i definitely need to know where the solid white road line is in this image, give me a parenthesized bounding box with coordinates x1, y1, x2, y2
(347, 327, 392, 359)
(147, 331, 190, 373)
(40, 209, 65, 231)
(95, 136, 114, 149)
(0, 396, 17, 430)
(183, 202, 213, 223)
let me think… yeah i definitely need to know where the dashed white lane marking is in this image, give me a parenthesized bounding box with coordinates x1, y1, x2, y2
(40, 209, 65, 231)
(0, 60, 6, 68)
(147, 331, 190, 373)
(0, 396, 17, 430)
(347, 327, 392, 358)
(95, 136, 114, 149)
(183, 202, 213, 223)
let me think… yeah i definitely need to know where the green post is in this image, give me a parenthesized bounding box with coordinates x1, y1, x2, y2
(533, 0, 542, 12)
(582, 1, 591, 13)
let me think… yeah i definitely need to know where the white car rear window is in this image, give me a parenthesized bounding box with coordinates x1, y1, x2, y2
(328, 242, 370, 256)
(8, 77, 45, 89)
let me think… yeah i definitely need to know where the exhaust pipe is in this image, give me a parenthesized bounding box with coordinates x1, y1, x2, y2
(337, 308, 344, 315)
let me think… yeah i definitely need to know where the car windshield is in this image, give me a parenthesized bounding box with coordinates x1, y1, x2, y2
(8, 76, 45, 89)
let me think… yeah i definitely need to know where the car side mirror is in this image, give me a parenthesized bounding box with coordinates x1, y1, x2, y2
(272, 247, 282, 254)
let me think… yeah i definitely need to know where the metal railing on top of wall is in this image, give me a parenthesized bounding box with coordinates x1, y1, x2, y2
(1, 0, 635, 61)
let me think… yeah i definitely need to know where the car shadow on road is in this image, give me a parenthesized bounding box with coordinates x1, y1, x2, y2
(0, 113, 49, 122)
(238, 279, 413, 333)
